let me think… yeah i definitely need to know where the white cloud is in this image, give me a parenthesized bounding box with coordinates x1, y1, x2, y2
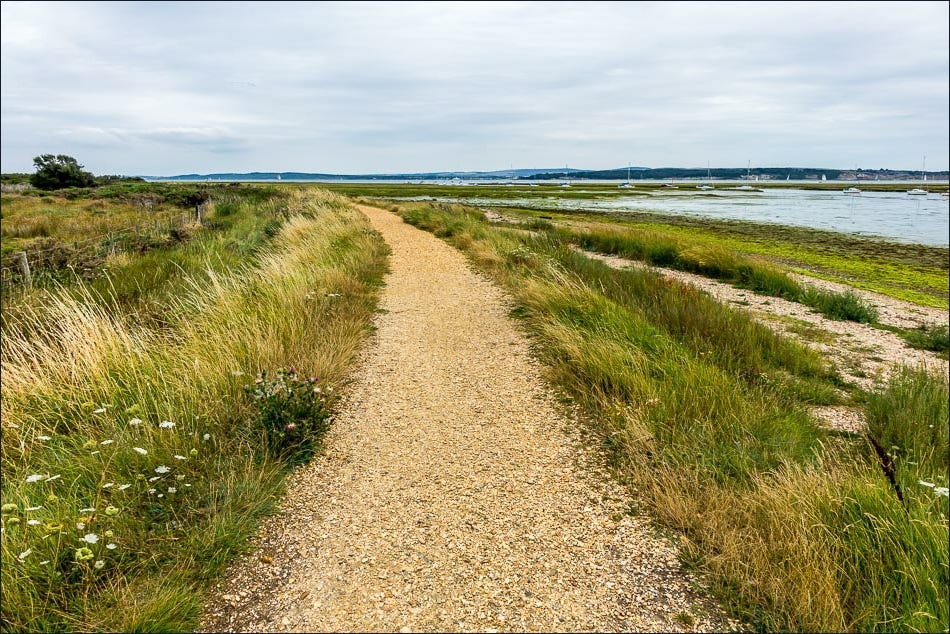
(1, 1, 947, 174)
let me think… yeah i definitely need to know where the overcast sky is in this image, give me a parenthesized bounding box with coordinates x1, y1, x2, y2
(2, 1, 948, 175)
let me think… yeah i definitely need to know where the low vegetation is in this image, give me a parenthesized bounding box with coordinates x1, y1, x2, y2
(0, 186, 388, 631)
(552, 223, 881, 323)
(391, 200, 948, 632)
(319, 182, 948, 309)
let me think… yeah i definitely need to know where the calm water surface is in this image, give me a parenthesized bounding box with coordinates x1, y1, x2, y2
(418, 187, 950, 247)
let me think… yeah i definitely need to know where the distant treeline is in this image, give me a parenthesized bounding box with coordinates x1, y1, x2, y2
(1, 172, 146, 186)
(526, 167, 950, 181)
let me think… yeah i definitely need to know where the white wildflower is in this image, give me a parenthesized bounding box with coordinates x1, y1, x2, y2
(159, 421, 176, 429)
(27, 519, 41, 526)
(117, 484, 131, 491)
(174, 455, 187, 460)
(40, 560, 50, 565)
(76, 522, 86, 530)
(94, 560, 105, 569)
(919, 480, 935, 488)
(147, 488, 156, 494)
(129, 418, 143, 426)
(133, 447, 147, 455)
(106, 543, 117, 550)
(157, 494, 164, 498)
(167, 487, 176, 494)
(82, 533, 99, 544)
(100, 439, 114, 445)
(203, 433, 210, 441)
(93, 408, 106, 414)
(102, 482, 114, 489)
(37, 436, 51, 441)
(154, 465, 170, 474)
(25, 474, 45, 483)
(935, 487, 949, 497)
(148, 476, 160, 482)
(18, 549, 32, 561)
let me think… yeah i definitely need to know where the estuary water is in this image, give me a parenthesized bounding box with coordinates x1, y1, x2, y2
(415, 187, 950, 247)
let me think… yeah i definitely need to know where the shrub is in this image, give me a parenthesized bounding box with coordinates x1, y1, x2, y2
(30, 155, 96, 190)
(244, 368, 333, 461)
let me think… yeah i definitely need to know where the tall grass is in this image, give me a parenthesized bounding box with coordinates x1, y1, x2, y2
(0, 188, 388, 631)
(396, 200, 949, 632)
(555, 224, 880, 323)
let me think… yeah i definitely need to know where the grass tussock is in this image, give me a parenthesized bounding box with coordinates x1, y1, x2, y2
(396, 200, 949, 632)
(0, 188, 388, 632)
(556, 224, 880, 323)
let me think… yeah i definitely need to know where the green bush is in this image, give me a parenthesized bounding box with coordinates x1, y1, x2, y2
(30, 155, 95, 190)
(244, 368, 333, 461)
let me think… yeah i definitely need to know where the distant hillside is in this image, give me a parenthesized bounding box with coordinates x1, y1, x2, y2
(143, 166, 949, 182)
(146, 168, 587, 182)
(527, 167, 950, 181)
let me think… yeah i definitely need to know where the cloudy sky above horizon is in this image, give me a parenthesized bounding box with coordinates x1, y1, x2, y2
(2, 1, 948, 176)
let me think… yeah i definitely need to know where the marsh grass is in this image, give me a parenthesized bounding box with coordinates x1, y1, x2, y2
(396, 200, 948, 632)
(899, 324, 950, 358)
(556, 224, 880, 323)
(0, 188, 388, 632)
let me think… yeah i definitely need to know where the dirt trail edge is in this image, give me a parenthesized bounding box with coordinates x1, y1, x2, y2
(200, 204, 736, 633)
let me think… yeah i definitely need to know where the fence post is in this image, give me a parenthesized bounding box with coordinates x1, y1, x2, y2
(14, 251, 31, 288)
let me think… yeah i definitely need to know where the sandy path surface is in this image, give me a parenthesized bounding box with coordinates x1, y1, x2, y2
(200, 205, 735, 632)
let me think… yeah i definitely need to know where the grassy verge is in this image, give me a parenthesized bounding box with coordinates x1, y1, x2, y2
(388, 200, 949, 632)
(0, 188, 388, 632)
(549, 222, 882, 323)
(495, 205, 949, 310)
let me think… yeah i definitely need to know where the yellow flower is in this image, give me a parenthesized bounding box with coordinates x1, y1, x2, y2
(75, 547, 94, 562)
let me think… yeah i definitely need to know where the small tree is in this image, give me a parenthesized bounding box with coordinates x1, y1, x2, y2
(30, 154, 96, 190)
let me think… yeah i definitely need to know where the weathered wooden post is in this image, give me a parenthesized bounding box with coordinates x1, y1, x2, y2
(14, 251, 31, 288)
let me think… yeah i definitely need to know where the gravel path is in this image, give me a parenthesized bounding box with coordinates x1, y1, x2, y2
(200, 205, 736, 633)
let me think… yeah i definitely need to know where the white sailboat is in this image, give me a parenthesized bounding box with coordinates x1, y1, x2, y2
(736, 160, 759, 191)
(843, 166, 861, 193)
(697, 161, 714, 190)
(619, 165, 634, 188)
(908, 156, 928, 195)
